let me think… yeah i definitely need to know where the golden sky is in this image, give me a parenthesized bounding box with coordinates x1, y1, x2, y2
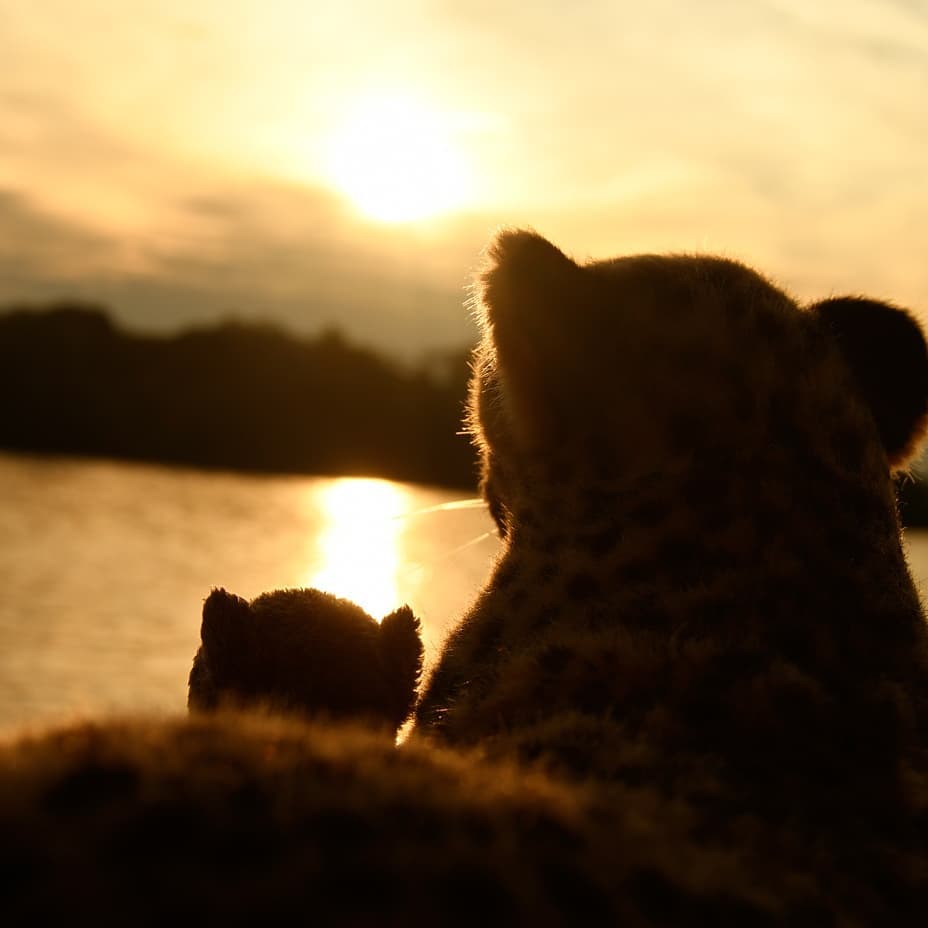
(2, 0, 926, 356)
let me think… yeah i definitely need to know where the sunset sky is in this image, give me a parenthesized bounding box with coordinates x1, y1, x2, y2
(2, 0, 926, 357)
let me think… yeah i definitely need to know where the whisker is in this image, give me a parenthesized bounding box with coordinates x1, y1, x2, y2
(400, 530, 498, 583)
(396, 498, 485, 520)
(430, 530, 497, 561)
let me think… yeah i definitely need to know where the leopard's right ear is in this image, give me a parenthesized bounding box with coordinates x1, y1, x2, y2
(812, 296, 928, 470)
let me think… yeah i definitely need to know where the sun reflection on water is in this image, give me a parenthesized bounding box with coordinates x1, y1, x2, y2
(306, 478, 411, 619)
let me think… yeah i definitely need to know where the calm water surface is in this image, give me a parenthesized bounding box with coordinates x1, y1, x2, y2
(4, 451, 928, 734)
(0, 453, 498, 732)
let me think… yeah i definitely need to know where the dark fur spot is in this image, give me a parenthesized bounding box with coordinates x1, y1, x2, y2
(581, 489, 616, 521)
(575, 676, 614, 714)
(578, 527, 620, 558)
(532, 607, 559, 629)
(566, 572, 600, 601)
(613, 560, 653, 587)
(538, 645, 571, 674)
(655, 534, 697, 572)
(624, 593, 670, 629)
(683, 469, 733, 509)
(536, 560, 558, 583)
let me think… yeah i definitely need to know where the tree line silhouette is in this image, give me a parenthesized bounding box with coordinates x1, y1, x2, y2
(0, 303, 476, 488)
(2, 302, 928, 523)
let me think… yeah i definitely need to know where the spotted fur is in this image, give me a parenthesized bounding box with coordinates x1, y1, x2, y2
(2, 230, 928, 924)
(412, 230, 928, 914)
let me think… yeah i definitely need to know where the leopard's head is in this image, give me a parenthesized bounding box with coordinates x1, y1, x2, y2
(469, 229, 928, 539)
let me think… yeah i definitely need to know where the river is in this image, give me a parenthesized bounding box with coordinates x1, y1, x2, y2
(3, 451, 928, 734)
(0, 452, 498, 732)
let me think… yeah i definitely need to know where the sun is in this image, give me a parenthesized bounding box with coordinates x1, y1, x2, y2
(307, 478, 410, 618)
(325, 94, 472, 223)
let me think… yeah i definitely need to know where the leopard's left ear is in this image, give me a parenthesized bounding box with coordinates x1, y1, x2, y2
(812, 296, 928, 470)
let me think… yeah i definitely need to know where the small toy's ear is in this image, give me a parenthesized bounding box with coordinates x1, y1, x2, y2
(378, 606, 424, 729)
(200, 588, 253, 675)
(190, 588, 253, 711)
(812, 296, 928, 470)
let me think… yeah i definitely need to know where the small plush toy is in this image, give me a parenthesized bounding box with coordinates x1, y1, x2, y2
(188, 587, 423, 732)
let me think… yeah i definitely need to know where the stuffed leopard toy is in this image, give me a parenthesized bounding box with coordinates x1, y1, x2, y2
(2, 230, 928, 925)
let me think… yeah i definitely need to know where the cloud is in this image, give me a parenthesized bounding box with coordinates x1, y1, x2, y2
(1, 0, 926, 354)
(0, 190, 116, 280)
(0, 184, 485, 359)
